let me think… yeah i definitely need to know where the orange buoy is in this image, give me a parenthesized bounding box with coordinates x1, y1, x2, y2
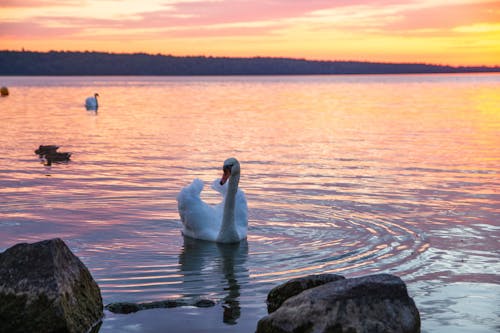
(0, 86, 9, 96)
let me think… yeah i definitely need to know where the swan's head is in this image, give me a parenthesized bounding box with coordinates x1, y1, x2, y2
(220, 157, 240, 185)
(94, 93, 99, 98)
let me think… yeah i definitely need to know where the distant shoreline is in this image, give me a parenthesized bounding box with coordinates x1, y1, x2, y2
(1, 50, 499, 76)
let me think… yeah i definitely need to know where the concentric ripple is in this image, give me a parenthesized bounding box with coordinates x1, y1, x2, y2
(85, 167, 431, 310)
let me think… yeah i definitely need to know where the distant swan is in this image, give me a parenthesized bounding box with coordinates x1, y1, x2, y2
(85, 93, 99, 110)
(177, 158, 248, 243)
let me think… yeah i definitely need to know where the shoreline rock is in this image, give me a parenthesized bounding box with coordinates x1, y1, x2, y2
(0, 238, 103, 333)
(267, 273, 345, 313)
(257, 273, 420, 333)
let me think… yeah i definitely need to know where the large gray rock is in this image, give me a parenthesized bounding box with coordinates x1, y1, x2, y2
(0, 238, 103, 333)
(267, 274, 345, 313)
(257, 274, 420, 333)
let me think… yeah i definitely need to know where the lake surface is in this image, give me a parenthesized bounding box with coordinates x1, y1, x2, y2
(0, 74, 499, 332)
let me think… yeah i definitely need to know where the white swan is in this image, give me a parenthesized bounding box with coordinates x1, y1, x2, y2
(177, 158, 248, 243)
(85, 93, 99, 110)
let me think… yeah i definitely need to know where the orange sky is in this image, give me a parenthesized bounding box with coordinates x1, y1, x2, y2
(1, 0, 499, 66)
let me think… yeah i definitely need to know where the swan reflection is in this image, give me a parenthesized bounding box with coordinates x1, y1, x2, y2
(179, 236, 248, 324)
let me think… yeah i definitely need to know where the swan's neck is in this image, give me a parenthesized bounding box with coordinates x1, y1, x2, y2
(217, 174, 240, 243)
(95, 97, 98, 109)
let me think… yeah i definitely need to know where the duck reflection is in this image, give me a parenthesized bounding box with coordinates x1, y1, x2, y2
(179, 236, 248, 325)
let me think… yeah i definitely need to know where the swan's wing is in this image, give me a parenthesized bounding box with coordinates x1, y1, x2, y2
(177, 178, 220, 241)
(177, 178, 205, 223)
(85, 97, 97, 109)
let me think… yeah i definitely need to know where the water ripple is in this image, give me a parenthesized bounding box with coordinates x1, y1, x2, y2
(0, 75, 498, 332)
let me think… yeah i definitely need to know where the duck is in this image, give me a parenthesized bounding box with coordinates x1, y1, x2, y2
(35, 145, 59, 156)
(85, 93, 99, 110)
(34, 145, 71, 165)
(44, 152, 71, 166)
(177, 158, 248, 243)
(45, 151, 71, 162)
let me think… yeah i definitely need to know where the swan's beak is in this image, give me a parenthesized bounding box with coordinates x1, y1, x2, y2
(220, 167, 231, 185)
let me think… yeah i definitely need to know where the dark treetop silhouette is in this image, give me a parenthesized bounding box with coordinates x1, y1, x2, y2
(1, 50, 499, 75)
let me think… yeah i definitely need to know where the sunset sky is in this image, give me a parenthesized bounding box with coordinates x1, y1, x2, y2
(1, 0, 499, 66)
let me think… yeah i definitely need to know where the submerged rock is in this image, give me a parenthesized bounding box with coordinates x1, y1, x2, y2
(257, 273, 420, 333)
(105, 298, 216, 314)
(0, 238, 103, 333)
(105, 302, 142, 314)
(267, 273, 345, 313)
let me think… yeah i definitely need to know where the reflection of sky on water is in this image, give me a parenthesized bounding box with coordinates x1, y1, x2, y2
(415, 283, 500, 333)
(0, 74, 499, 332)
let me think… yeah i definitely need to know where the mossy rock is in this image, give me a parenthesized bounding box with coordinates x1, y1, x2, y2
(0, 238, 103, 333)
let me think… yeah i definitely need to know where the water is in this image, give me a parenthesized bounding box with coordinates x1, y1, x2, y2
(0, 74, 499, 332)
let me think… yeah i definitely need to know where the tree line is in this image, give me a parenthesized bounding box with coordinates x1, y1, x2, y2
(1, 50, 498, 75)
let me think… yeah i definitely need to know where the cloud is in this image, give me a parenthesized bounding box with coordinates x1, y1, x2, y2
(0, 0, 80, 8)
(0, 21, 76, 38)
(0, 0, 356, 39)
(453, 22, 500, 33)
(138, 0, 411, 27)
(383, 1, 500, 32)
(3, 1, 497, 37)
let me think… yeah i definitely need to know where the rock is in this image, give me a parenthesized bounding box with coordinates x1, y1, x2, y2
(105, 298, 216, 314)
(256, 274, 420, 333)
(195, 299, 217, 308)
(0, 238, 103, 333)
(105, 302, 142, 314)
(267, 274, 345, 313)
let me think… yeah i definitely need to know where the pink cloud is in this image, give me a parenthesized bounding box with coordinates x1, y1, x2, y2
(384, 1, 500, 31)
(0, 22, 76, 38)
(0, 0, 80, 8)
(3, 0, 499, 41)
(150, 0, 407, 26)
(161, 25, 285, 38)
